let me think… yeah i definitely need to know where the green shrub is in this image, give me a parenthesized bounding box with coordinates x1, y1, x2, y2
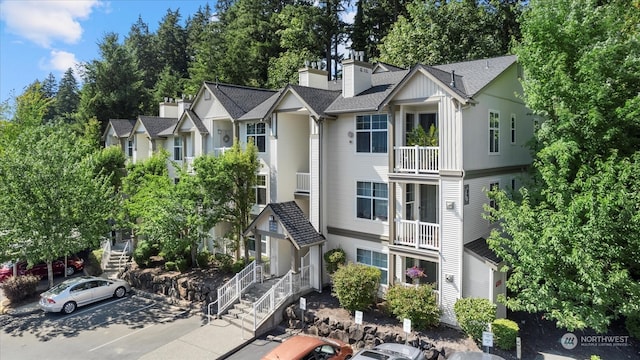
(386, 284, 441, 330)
(87, 249, 104, 275)
(175, 258, 188, 272)
(164, 261, 176, 271)
(324, 248, 346, 275)
(214, 253, 234, 272)
(133, 239, 155, 267)
(231, 258, 247, 273)
(492, 318, 519, 350)
(331, 263, 380, 311)
(625, 312, 640, 339)
(196, 250, 211, 268)
(2, 275, 40, 303)
(454, 298, 496, 342)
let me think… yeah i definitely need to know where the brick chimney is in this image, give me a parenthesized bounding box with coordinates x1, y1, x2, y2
(299, 61, 329, 90)
(342, 51, 372, 98)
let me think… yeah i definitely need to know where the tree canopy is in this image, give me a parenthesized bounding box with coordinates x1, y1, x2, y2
(487, 0, 640, 333)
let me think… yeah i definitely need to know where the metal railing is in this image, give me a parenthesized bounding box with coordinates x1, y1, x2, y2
(395, 219, 440, 250)
(209, 260, 258, 319)
(117, 239, 132, 271)
(100, 239, 111, 271)
(394, 146, 439, 174)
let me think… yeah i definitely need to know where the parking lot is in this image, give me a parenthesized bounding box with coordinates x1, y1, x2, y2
(0, 293, 202, 360)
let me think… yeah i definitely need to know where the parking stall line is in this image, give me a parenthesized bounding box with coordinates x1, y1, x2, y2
(86, 301, 158, 330)
(59, 297, 130, 319)
(88, 323, 157, 352)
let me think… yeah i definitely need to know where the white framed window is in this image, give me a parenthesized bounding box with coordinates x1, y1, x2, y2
(404, 257, 439, 289)
(127, 139, 133, 157)
(255, 175, 267, 205)
(247, 123, 266, 152)
(356, 181, 388, 221)
(247, 235, 267, 257)
(510, 114, 516, 144)
(173, 137, 183, 161)
(489, 111, 500, 154)
(356, 114, 387, 153)
(357, 248, 388, 285)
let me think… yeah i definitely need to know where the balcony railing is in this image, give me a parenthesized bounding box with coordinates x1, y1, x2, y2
(184, 156, 195, 172)
(213, 147, 231, 157)
(395, 219, 439, 250)
(394, 146, 439, 174)
(296, 172, 310, 193)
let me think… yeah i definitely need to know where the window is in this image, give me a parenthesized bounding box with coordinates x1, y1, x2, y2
(419, 113, 437, 132)
(356, 114, 387, 153)
(489, 182, 500, 211)
(510, 114, 516, 144)
(511, 178, 516, 191)
(357, 181, 388, 221)
(247, 235, 267, 256)
(174, 137, 183, 161)
(489, 111, 500, 154)
(247, 123, 266, 152)
(405, 184, 415, 221)
(255, 175, 267, 205)
(405, 257, 438, 289)
(127, 139, 133, 157)
(357, 248, 388, 285)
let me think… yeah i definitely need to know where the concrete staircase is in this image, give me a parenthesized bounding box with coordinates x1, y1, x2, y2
(219, 277, 283, 330)
(101, 243, 130, 279)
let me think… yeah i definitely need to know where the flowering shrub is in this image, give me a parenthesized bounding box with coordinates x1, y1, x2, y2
(405, 266, 425, 279)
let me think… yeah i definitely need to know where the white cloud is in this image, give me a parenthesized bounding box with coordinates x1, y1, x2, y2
(0, 0, 102, 48)
(341, 8, 356, 25)
(49, 50, 79, 72)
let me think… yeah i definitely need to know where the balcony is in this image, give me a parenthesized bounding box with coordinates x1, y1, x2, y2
(394, 219, 439, 251)
(213, 147, 231, 157)
(184, 156, 195, 173)
(296, 172, 310, 194)
(394, 146, 439, 174)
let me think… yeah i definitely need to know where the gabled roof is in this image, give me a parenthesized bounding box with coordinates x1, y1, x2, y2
(244, 201, 325, 250)
(373, 62, 406, 73)
(465, 237, 502, 266)
(175, 109, 209, 135)
(432, 55, 517, 97)
(269, 202, 325, 249)
(324, 70, 408, 114)
(103, 119, 136, 139)
(203, 82, 277, 120)
(241, 85, 340, 121)
(134, 116, 178, 139)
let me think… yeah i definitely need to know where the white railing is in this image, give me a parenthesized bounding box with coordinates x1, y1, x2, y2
(117, 239, 132, 271)
(394, 146, 439, 174)
(213, 147, 231, 157)
(395, 219, 440, 250)
(100, 239, 111, 271)
(295, 172, 310, 193)
(184, 157, 195, 172)
(209, 260, 258, 318)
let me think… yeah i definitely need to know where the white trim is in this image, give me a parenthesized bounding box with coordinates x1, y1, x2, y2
(488, 110, 500, 155)
(510, 113, 516, 144)
(355, 180, 389, 223)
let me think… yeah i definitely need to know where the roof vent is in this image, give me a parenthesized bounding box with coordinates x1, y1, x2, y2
(450, 70, 456, 88)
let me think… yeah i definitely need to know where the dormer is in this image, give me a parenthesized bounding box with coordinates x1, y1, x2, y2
(298, 63, 329, 90)
(342, 51, 372, 98)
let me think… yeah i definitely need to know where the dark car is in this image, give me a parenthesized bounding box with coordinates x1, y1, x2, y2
(0, 256, 84, 282)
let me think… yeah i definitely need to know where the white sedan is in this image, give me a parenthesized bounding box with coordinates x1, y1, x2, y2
(39, 276, 131, 314)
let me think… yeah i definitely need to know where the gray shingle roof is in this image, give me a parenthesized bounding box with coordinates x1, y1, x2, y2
(433, 55, 517, 96)
(238, 90, 283, 121)
(287, 85, 341, 118)
(107, 119, 136, 138)
(269, 201, 325, 249)
(465, 237, 502, 265)
(203, 82, 277, 120)
(180, 109, 209, 134)
(137, 116, 178, 139)
(325, 70, 408, 113)
(373, 62, 406, 73)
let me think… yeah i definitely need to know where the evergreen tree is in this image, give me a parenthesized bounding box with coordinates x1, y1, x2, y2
(125, 16, 159, 115)
(351, 0, 410, 60)
(40, 73, 58, 122)
(54, 68, 79, 123)
(156, 9, 189, 80)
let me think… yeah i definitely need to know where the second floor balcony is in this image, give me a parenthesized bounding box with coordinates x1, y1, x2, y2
(394, 146, 439, 174)
(296, 172, 310, 194)
(394, 219, 439, 251)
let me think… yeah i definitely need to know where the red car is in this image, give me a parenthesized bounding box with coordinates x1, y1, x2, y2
(262, 335, 353, 360)
(0, 257, 84, 282)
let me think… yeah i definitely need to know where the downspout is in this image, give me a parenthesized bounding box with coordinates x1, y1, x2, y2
(312, 114, 324, 292)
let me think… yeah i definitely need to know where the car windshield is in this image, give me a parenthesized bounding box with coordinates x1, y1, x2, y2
(48, 281, 74, 295)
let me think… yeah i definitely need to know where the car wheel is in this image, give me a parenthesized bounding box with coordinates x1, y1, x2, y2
(65, 266, 75, 276)
(62, 301, 77, 314)
(114, 286, 126, 298)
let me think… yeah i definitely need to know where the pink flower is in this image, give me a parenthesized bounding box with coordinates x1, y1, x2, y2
(406, 266, 425, 279)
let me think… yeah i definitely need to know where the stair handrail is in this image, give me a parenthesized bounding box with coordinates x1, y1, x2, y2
(100, 239, 111, 271)
(117, 239, 132, 272)
(215, 260, 257, 317)
(241, 270, 295, 339)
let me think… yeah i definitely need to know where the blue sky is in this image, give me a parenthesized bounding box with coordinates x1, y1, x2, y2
(0, 0, 355, 105)
(0, 0, 216, 103)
